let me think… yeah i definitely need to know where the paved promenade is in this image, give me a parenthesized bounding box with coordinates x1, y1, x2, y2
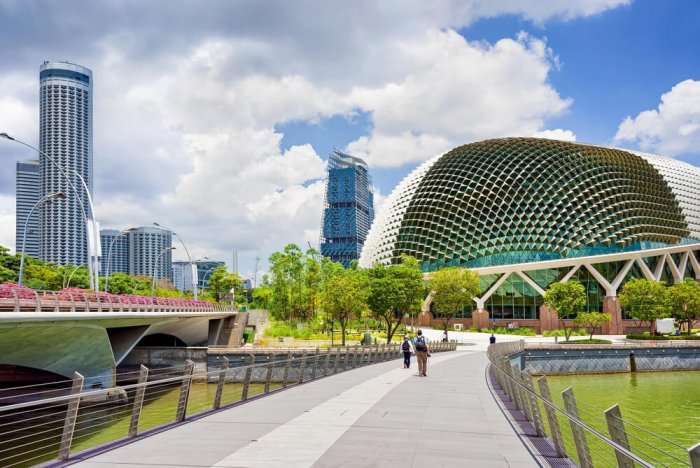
(74, 344, 537, 468)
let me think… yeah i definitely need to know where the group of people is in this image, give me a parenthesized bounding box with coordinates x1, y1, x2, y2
(401, 330, 430, 376)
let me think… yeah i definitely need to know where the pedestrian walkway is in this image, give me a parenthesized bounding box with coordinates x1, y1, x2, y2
(73, 349, 537, 468)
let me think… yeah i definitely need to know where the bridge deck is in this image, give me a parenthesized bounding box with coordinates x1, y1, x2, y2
(73, 348, 536, 467)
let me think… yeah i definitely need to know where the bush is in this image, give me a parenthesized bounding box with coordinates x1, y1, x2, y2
(559, 338, 612, 345)
(543, 328, 588, 337)
(480, 327, 536, 336)
(626, 333, 700, 341)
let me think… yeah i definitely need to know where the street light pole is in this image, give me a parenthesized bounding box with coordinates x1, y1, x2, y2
(1, 133, 95, 290)
(104, 228, 136, 292)
(70, 170, 100, 291)
(18, 192, 66, 287)
(153, 222, 197, 300)
(152, 247, 176, 295)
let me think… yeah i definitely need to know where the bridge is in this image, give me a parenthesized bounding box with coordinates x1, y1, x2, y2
(0, 289, 239, 389)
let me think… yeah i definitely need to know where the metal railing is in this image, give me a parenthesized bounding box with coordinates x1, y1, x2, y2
(0, 340, 457, 466)
(488, 340, 700, 467)
(0, 288, 235, 314)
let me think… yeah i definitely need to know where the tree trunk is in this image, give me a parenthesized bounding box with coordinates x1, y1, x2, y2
(389, 320, 402, 344)
(340, 320, 346, 346)
(385, 317, 392, 344)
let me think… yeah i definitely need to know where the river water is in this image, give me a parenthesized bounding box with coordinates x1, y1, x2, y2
(546, 370, 700, 466)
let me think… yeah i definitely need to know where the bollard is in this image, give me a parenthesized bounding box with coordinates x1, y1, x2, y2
(523, 371, 545, 437)
(176, 360, 195, 422)
(129, 365, 149, 437)
(241, 355, 255, 400)
(213, 357, 229, 410)
(264, 361, 273, 394)
(604, 404, 634, 468)
(298, 350, 308, 384)
(58, 371, 84, 460)
(629, 351, 637, 373)
(688, 443, 700, 468)
(562, 387, 593, 468)
(537, 376, 566, 458)
(282, 351, 292, 387)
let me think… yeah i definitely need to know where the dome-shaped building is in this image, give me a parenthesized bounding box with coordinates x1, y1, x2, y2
(360, 138, 700, 333)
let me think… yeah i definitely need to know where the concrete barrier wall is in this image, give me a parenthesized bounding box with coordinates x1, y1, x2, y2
(521, 346, 700, 374)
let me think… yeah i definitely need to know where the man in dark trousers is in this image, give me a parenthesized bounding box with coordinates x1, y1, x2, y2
(401, 335, 414, 368)
(414, 329, 430, 376)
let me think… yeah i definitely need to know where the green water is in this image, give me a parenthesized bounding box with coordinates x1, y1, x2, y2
(1, 382, 277, 467)
(544, 371, 700, 467)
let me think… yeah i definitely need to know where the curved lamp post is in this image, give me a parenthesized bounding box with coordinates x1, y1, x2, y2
(18, 192, 66, 287)
(69, 170, 100, 291)
(152, 246, 176, 295)
(153, 222, 197, 300)
(1, 132, 95, 290)
(104, 227, 136, 292)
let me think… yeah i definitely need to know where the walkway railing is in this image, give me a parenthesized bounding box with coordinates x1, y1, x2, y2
(0, 340, 457, 466)
(488, 340, 700, 467)
(0, 287, 235, 314)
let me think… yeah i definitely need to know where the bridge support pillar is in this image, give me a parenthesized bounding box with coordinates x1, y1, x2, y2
(603, 296, 624, 335)
(472, 308, 490, 330)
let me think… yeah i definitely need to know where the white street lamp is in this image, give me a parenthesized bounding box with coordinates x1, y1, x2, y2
(153, 222, 198, 300)
(1, 132, 96, 289)
(70, 170, 100, 291)
(152, 246, 176, 295)
(18, 192, 66, 287)
(104, 227, 137, 292)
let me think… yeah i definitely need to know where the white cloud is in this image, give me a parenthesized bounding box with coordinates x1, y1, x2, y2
(532, 128, 577, 141)
(346, 31, 571, 167)
(614, 79, 700, 156)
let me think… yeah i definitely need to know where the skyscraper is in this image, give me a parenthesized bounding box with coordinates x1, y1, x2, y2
(172, 261, 194, 292)
(39, 61, 93, 266)
(100, 229, 129, 275)
(15, 160, 41, 258)
(320, 150, 374, 267)
(128, 226, 173, 281)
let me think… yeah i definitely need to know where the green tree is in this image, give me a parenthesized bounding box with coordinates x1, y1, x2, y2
(618, 278, 669, 335)
(574, 312, 611, 340)
(268, 244, 306, 322)
(666, 279, 700, 335)
(321, 266, 368, 346)
(106, 272, 137, 294)
(208, 266, 243, 302)
(367, 255, 424, 343)
(429, 267, 480, 337)
(543, 280, 586, 341)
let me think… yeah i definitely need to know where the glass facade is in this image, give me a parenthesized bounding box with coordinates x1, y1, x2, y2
(320, 151, 374, 267)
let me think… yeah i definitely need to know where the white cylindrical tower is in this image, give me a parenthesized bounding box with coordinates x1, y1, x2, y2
(39, 61, 93, 266)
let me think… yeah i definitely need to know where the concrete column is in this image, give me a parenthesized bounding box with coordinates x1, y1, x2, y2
(603, 296, 624, 335)
(472, 308, 489, 330)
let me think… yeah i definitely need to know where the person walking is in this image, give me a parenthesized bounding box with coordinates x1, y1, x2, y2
(401, 335, 414, 368)
(414, 329, 430, 376)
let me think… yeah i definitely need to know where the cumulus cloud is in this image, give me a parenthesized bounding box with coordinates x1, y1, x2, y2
(532, 129, 577, 141)
(346, 31, 571, 167)
(614, 80, 700, 156)
(0, 0, 630, 273)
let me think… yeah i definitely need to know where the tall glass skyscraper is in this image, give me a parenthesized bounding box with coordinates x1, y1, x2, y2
(128, 227, 173, 281)
(39, 61, 93, 265)
(100, 229, 129, 275)
(320, 150, 374, 267)
(15, 160, 41, 258)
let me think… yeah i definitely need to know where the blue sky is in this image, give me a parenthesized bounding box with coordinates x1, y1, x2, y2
(0, 0, 698, 276)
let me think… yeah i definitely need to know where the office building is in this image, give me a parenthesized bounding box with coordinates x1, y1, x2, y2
(100, 229, 129, 275)
(172, 261, 194, 292)
(196, 260, 225, 290)
(39, 61, 93, 266)
(128, 226, 173, 281)
(15, 160, 41, 258)
(320, 150, 374, 267)
(360, 138, 700, 334)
